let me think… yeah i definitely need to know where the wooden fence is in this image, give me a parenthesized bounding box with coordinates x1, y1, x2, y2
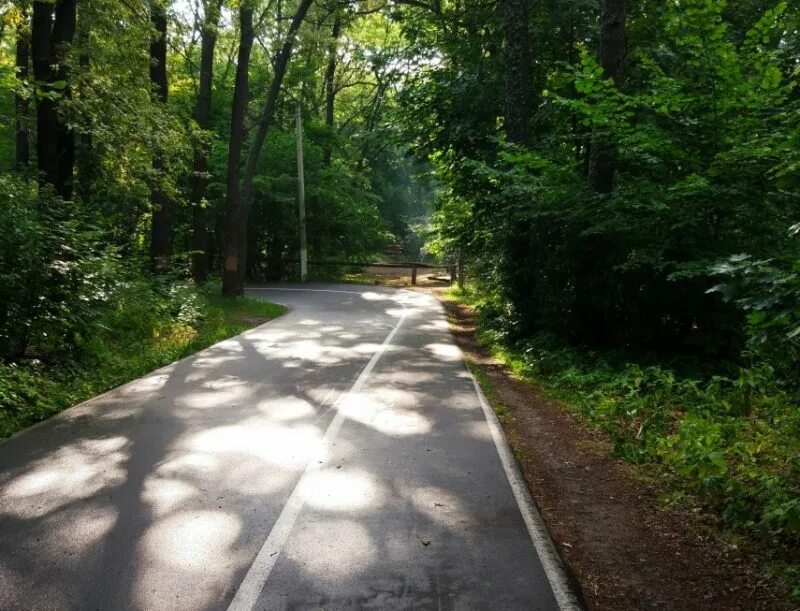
(304, 260, 460, 286)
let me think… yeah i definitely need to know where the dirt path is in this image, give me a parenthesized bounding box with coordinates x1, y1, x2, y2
(434, 292, 790, 611)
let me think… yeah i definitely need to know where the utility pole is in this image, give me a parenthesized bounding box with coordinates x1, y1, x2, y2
(295, 102, 308, 281)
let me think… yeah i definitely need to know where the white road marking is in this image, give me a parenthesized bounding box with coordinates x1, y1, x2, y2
(227, 303, 407, 611)
(464, 362, 581, 610)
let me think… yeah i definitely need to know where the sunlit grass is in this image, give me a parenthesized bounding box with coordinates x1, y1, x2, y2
(0, 286, 286, 438)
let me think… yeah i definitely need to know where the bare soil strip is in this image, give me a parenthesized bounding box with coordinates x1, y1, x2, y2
(435, 292, 791, 611)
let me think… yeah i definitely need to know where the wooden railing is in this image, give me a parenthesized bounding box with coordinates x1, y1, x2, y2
(305, 260, 455, 285)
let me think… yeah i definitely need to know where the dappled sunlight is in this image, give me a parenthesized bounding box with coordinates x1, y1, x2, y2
(384, 306, 413, 318)
(134, 510, 243, 609)
(0, 283, 513, 609)
(409, 486, 476, 526)
(284, 519, 377, 581)
(352, 341, 385, 354)
(176, 378, 254, 411)
(1, 436, 129, 519)
(302, 469, 384, 511)
(360, 291, 395, 302)
(243, 329, 292, 344)
(183, 421, 326, 468)
(156, 452, 219, 480)
(122, 372, 171, 394)
(142, 477, 197, 517)
(414, 318, 451, 332)
(138, 509, 242, 571)
(257, 338, 352, 364)
(154, 454, 287, 498)
(442, 391, 483, 410)
(371, 370, 437, 385)
(188, 354, 243, 371)
(424, 342, 463, 362)
(338, 389, 432, 436)
(370, 406, 432, 436)
(459, 420, 494, 441)
(46, 505, 119, 556)
(258, 396, 318, 421)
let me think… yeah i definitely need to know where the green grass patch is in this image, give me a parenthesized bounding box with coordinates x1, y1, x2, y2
(0, 283, 285, 439)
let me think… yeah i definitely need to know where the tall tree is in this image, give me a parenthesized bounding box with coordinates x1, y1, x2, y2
(191, 0, 222, 283)
(14, 8, 30, 170)
(222, 3, 254, 295)
(587, 0, 626, 194)
(500, 0, 532, 144)
(75, 7, 94, 202)
(322, 12, 342, 166)
(149, 0, 171, 272)
(31, 0, 77, 198)
(222, 0, 315, 296)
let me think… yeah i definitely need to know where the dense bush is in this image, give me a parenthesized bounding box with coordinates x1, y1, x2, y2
(475, 320, 800, 548)
(0, 176, 120, 360)
(409, 0, 800, 356)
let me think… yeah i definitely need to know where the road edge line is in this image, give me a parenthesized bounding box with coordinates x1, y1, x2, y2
(465, 362, 582, 610)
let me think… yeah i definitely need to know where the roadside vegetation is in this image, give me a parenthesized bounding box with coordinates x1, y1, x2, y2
(0, 2, 427, 436)
(449, 283, 800, 599)
(395, 0, 799, 599)
(1, 0, 798, 602)
(0, 267, 284, 438)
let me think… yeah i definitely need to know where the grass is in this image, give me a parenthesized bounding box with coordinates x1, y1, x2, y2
(0, 285, 285, 439)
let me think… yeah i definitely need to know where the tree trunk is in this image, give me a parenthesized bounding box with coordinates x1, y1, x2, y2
(322, 14, 342, 166)
(76, 11, 95, 202)
(500, 0, 532, 145)
(149, 1, 171, 272)
(31, 0, 77, 199)
(587, 0, 626, 194)
(222, 0, 314, 296)
(15, 12, 30, 170)
(191, 0, 222, 284)
(221, 4, 254, 297)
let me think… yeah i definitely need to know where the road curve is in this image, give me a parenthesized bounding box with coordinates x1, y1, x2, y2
(0, 284, 576, 610)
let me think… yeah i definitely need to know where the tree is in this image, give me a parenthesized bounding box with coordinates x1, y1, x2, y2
(221, 2, 254, 296)
(587, 0, 626, 194)
(191, 0, 222, 283)
(149, 0, 172, 272)
(222, 0, 315, 296)
(322, 12, 342, 166)
(500, 0, 532, 144)
(15, 8, 30, 170)
(31, 0, 77, 199)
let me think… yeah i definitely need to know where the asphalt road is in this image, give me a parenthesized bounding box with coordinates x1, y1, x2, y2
(0, 284, 577, 610)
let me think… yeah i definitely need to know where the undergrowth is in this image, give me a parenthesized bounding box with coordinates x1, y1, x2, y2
(447, 285, 800, 599)
(0, 282, 285, 439)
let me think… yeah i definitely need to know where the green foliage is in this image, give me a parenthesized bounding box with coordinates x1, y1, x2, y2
(246, 128, 393, 279)
(472, 318, 800, 548)
(709, 254, 800, 373)
(0, 176, 118, 359)
(0, 280, 285, 438)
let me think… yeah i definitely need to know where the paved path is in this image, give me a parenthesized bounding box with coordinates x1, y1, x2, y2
(0, 284, 576, 610)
